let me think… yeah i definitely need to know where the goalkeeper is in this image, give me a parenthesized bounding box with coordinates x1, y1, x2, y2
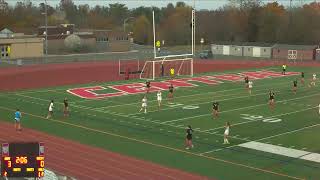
(170, 67, 175, 79)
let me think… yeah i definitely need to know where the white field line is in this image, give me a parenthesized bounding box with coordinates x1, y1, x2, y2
(95, 78, 295, 110)
(200, 122, 320, 155)
(9, 93, 248, 142)
(202, 106, 317, 132)
(127, 89, 280, 116)
(90, 68, 292, 109)
(10, 91, 319, 145)
(162, 92, 320, 124)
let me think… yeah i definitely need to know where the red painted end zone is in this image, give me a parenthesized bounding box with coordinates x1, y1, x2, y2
(68, 70, 300, 99)
(0, 59, 318, 91)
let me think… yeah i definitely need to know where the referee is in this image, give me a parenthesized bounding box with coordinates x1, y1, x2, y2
(282, 64, 287, 75)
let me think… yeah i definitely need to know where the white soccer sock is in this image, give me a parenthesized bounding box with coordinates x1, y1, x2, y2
(144, 108, 147, 113)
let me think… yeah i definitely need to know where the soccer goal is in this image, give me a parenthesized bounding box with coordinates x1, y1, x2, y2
(118, 58, 141, 75)
(140, 57, 193, 80)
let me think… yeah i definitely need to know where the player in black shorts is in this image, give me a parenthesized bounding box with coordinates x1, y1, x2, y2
(282, 64, 286, 75)
(244, 76, 249, 89)
(293, 79, 298, 94)
(269, 90, 275, 110)
(63, 98, 69, 117)
(301, 72, 305, 85)
(212, 102, 219, 119)
(185, 125, 194, 150)
(168, 84, 174, 104)
(146, 81, 151, 93)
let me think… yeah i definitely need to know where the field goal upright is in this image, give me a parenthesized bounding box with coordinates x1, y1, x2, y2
(140, 9, 195, 81)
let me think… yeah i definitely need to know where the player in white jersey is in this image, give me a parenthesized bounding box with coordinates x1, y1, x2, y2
(223, 122, 230, 144)
(46, 100, 54, 119)
(248, 81, 253, 95)
(157, 91, 162, 110)
(139, 95, 147, 114)
(311, 73, 317, 86)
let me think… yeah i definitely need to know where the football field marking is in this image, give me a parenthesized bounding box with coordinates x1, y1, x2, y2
(0, 105, 305, 180)
(238, 141, 320, 163)
(8, 81, 320, 146)
(127, 89, 280, 116)
(201, 107, 316, 132)
(162, 92, 320, 124)
(200, 123, 320, 155)
(9, 91, 319, 143)
(123, 78, 313, 115)
(92, 71, 295, 110)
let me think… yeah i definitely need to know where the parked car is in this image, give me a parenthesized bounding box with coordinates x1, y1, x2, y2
(199, 50, 213, 59)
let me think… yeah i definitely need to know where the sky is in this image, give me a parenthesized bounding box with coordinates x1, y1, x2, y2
(4, 0, 316, 10)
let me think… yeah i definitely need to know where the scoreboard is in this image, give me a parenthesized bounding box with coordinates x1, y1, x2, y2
(1, 142, 45, 178)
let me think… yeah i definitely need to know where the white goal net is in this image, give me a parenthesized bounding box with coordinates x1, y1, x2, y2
(140, 58, 193, 80)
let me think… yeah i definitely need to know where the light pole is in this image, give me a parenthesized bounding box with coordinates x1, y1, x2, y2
(41, 0, 48, 58)
(123, 17, 135, 33)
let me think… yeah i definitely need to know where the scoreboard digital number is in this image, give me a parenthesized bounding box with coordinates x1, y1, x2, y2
(1, 142, 45, 178)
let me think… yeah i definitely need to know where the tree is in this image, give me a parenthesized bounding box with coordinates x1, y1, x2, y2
(108, 3, 129, 26)
(258, 2, 286, 42)
(158, 6, 192, 45)
(133, 15, 152, 44)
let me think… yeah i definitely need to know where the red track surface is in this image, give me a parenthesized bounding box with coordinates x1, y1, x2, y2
(2, 59, 318, 91)
(0, 122, 211, 180)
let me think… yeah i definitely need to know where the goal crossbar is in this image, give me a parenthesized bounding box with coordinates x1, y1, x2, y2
(140, 58, 193, 81)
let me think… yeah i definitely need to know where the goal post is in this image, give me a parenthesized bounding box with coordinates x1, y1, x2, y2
(140, 58, 193, 80)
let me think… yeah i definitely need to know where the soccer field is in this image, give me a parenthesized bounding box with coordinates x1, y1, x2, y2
(0, 66, 320, 180)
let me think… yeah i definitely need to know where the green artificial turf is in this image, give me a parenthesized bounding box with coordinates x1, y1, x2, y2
(1, 66, 319, 180)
